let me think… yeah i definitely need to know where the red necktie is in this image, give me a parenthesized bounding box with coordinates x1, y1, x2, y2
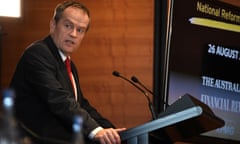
(65, 57, 75, 92)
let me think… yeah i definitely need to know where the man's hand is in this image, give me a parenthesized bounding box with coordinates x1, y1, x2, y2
(94, 128, 126, 144)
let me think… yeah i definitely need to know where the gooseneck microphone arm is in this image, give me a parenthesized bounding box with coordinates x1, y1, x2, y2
(131, 75, 170, 108)
(131, 76, 154, 95)
(113, 71, 148, 98)
(112, 71, 157, 120)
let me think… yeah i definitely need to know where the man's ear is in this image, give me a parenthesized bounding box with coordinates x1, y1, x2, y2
(50, 19, 56, 33)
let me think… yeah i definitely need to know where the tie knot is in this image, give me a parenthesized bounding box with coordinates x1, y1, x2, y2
(65, 57, 71, 66)
(65, 57, 70, 64)
(65, 57, 71, 71)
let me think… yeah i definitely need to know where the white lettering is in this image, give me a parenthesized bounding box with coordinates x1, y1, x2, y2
(231, 100, 240, 113)
(201, 94, 231, 111)
(202, 76, 240, 93)
(201, 94, 240, 113)
(207, 43, 239, 61)
(216, 46, 239, 60)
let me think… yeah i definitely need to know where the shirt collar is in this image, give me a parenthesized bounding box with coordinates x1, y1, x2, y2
(58, 49, 70, 62)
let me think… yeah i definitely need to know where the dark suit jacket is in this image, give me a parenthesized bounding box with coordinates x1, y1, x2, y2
(10, 35, 115, 144)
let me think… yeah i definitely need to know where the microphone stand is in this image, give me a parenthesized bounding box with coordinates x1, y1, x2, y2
(112, 71, 157, 120)
(131, 76, 153, 95)
(131, 75, 169, 108)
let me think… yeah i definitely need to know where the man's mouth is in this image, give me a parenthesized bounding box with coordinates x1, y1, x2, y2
(65, 40, 75, 45)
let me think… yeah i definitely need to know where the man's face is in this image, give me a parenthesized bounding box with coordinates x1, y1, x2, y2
(50, 6, 90, 56)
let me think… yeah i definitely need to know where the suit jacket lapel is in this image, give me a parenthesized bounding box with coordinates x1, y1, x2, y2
(43, 35, 76, 99)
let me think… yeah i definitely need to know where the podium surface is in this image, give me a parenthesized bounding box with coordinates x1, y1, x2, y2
(120, 94, 225, 144)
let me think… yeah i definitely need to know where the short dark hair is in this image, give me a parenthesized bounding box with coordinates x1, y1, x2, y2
(53, 1, 90, 30)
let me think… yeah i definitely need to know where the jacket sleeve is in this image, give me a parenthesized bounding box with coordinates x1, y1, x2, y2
(80, 95, 116, 128)
(71, 63, 115, 128)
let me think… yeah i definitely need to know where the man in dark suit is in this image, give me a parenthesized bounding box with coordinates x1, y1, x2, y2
(10, 1, 126, 144)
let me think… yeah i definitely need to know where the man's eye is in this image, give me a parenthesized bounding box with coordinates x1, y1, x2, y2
(77, 28, 86, 33)
(65, 23, 72, 29)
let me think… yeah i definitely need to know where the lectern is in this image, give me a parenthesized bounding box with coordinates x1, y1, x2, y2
(120, 94, 225, 144)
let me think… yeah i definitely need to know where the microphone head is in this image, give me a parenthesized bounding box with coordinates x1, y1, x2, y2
(112, 71, 120, 77)
(131, 76, 139, 83)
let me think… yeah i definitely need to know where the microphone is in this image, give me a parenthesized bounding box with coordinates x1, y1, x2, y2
(112, 70, 157, 120)
(131, 75, 169, 108)
(131, 76, 153, 95)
